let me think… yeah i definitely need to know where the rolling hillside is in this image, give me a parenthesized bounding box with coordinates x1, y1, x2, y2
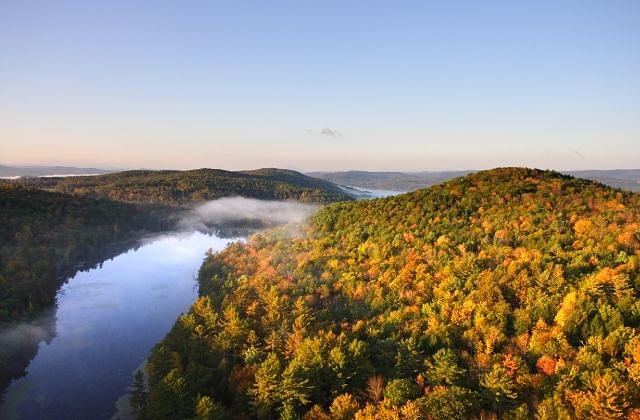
(568, 170, 640, 193)
(15, 168, 353, 205)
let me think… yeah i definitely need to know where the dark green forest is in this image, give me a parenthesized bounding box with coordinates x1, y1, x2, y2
(0, 184, 167, 322)
(16, 168, 353, 205)
(142, 168, 640, 419)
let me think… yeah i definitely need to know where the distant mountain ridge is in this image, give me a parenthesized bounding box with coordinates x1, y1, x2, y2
(0, 164, 114, 178)
(567, 169, 640, 192)
(6, 165, 638, 194)
(308, 169, 640, 192)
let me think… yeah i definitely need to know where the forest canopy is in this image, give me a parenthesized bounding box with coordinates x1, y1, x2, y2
(143, 168, 640, 419)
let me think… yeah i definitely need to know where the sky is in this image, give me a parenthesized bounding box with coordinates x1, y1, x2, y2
(1, 1, 639, 171)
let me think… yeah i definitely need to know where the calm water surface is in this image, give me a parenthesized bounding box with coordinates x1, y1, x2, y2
(343, 186, 403, 199)
(0, 231, 239, 419)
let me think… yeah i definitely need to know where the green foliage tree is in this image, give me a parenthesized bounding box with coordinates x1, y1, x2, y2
(130, 370, 148, 419)
(195, 395, 230, 419)
(480, 365, 518, 412)
(250, 353, 283, 418)
(383, 378, 421, 406)
(419, 386, 477, 419)
(424, 348, 465, 386)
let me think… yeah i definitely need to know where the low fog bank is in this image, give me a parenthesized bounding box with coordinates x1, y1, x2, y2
(178, 197, 319, 233)
(0, 311, 56, 391)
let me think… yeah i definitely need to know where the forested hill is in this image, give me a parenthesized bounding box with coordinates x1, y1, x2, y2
(144, 167, 640, 418)
(15, 168, 353, 205)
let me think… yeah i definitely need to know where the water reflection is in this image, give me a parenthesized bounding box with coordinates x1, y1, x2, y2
(340, 185, 402, 199)
(0, 239, 146, 400)
(0, 309, 57, 400)
(0, 231, 240, 419)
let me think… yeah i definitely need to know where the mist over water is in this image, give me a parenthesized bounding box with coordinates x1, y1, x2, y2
(0, 197, 322, 419)
(0, 311, 56, 396)
(339, 185, 402, 199)
(178, 197, 319, 231)
(0, 317, 55, 352)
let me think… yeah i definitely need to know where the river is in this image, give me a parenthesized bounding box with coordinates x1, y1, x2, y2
(0, 231, 241, 419)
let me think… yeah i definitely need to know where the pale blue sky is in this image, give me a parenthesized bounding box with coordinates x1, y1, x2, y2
(1, 1, 639, 171)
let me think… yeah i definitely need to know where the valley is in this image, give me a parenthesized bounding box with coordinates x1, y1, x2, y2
(3, 2, 637, 417)
(1, 167, 639, 418)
